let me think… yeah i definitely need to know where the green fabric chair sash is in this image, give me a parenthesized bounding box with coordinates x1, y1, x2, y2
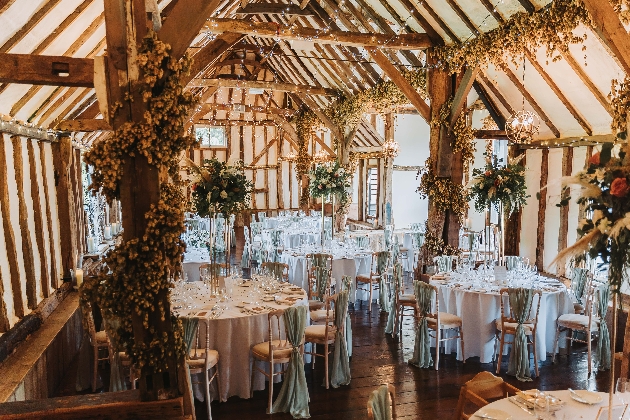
(368, 385, 392, 420)
(435, 255, 455, 273)
(375, 251, 390, 312)
(271, 306, 310, 418)
(596, 284, 611, 371)
(412, 232, 424, 250)
(506, 288, 534, 381)
(330, 291, 351, 388)
(409, 281, 434, 368)
(310, 253, 331, 268)
(571, 268, 589, 304)
(385, 263, 403, 335)
(312, 266, 330, 301)
(504, 256, 522, 271)
(265, 262, 285, 281)
(356, 235, 369, 249)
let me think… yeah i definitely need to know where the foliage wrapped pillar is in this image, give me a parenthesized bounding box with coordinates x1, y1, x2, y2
(83, 30, 196, 401)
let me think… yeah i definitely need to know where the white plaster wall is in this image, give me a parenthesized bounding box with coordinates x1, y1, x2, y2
(32, 140, 52, 297)
(543, 149, 563, 273)
(0, 191, 15, 326)
(392, 113, 430, 228)
(567, 147, 588, 249)
(520, 149, 542, 264)
(43, 142, 63, 283)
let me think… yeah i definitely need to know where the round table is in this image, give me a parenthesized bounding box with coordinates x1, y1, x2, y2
(172, 279, 308, 402)
(281, 251, 372, 303)
(473, 390, 626, 419)
(430, 278, 573, 363)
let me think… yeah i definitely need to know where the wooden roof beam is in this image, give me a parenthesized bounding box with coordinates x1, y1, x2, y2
(387, 0, 443, 44)
(202, 18, 433, 49)
(496, 62, 561, 138)
(449, 65, 479, 129)
(477, 73, 515, 115)
(0, 54, 94, 87)
(183, 32, 245, 85)
(367, 48, 430, 122)
(57, 119, 111, 132)
(235, 4, 314, 15)
(445, 0, 479, 36)
(560, 51, 612, 116)
(188, 78, 338, 95)
(580, 0, 630, 75)
(524, 50, 592, 136)
(294, 92, 342, 142)
(473, 81, 506, 130)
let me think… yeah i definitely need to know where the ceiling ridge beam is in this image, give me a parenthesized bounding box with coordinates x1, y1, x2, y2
(189, 78, 338, 95)
(203, 18, 432, 49)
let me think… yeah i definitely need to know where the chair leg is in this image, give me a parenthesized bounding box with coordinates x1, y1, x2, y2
(393, 303, 399, 338)
(312, 344, 316, 368)
(268, 363, 274, 414)
(369, 282, 373, 313)
(324, 341, 330, 389)
(205, 367, 212, 420)
(552, 324, 560, 364)
(459, 327, 465, 364)
(434, 328, 440, 371)
(587, 330, 592, 375)
(92, 347, 98, 392)
(214, 364, 221, 403)
(496, 330, 506, 374)
(531, 334, 539, 377)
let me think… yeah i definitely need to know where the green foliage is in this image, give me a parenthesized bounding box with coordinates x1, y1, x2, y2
(190, 158, 253, 217)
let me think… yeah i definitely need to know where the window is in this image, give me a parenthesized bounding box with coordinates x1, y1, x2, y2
(195, 125, 227, 147)
(367, 167, 378, 217)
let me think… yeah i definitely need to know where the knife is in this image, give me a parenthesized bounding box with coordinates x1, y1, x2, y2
(508, 396, 535, 416)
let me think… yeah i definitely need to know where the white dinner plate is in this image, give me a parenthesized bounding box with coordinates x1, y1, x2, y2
(570, 390, 603, 404)
(475, 408, 511, 420)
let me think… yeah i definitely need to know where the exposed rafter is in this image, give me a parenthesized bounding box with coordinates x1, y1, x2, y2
(449, 66, 479, 129)
(202, 18, 433, 49)
(188, 78, 338, 95)
(0, 54, 94, 87)
(235, 4, 313, 16)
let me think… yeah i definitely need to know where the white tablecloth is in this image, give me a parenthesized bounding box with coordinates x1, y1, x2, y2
(280, 252, 372, 303)
(474, 390, 625, 419)
(182, 249, 210, 282)
(174, 279, 308, 402)
(430, 279, 573, 363)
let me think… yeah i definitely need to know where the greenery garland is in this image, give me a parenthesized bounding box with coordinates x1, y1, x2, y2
(610, 76, 630, 136)
(431, 97, 476, 173)
(82, 31, 197, 372)
(432, 0, 590, 72)
(416, 157, 469, 222)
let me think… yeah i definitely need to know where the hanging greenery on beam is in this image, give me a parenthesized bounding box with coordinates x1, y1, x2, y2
(416, 157, 469, 222)
(610, 0, 630, 24)
(432, 0, 590, 72)
(610, 76, 630, 136)
(82, 32, 197, 372)
(431, 97, 476, 173)
(292, 69, 427, 151)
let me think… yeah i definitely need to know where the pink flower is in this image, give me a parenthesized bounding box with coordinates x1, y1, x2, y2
(610, 177, 630, 197)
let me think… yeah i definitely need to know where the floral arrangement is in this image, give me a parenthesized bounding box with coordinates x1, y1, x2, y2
(468, 154, 529, 216)
(420, 221, 461, 262)
(309, 160, 352, 205)
(190, 158, 253, 217)
(82, 32, 196, 372)
(432, 0, 590, 72)
(431, 97, 476, 173)
(417, 157, 469, 222)
(554, 143, 630, 293)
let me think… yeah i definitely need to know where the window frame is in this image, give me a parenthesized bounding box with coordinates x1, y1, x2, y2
(194, 124, 228, 149)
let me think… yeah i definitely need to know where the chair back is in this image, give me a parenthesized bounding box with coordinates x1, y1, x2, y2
(308, 253, 332, 269)
(434, 255, 457, 273)
(392, 263, 403, 296)
(371, 251, 390, 276)
(190, 318, 213, 362)
(570, 267, 589, 303)
(199, 263, 228, 279)
(411, 232, 424, 250)
(414, 281, 437, 319)
(340, 275, 353, 292)
(453, 372, 519, 420)
(308, 265, 331, 302)
(367, 384, 396, 420)
(355, 235, 370, 249)
(266, 308, 291, 361)
(498, 287, 542, 327)
(83, 303, 98, 346)
(261, 262, 289, 282)
(503, 256, 523, 270)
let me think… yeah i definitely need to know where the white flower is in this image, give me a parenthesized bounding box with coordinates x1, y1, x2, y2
(220, 190, 228, 199)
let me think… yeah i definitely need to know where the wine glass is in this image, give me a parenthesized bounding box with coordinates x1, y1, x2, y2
(534, 391, 550, 420)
